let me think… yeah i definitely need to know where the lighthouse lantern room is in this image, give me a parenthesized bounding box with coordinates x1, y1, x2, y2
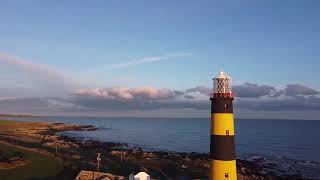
(212, 71, 234, 98)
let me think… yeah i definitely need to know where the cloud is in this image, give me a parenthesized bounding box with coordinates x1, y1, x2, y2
(72, 87, 174, 101)
(185, 86, 211, 95)
(69, 83, 318, 112)
(176, 86, 212, 100)
(232, 83, 320, 111)
(233, 83, 276, 98)
(0, 97, 87, 115)
(173, 90, 184, 96)
(0, 82, 320, 118)
(70, 86, 209, 110)
(2, 96, 319, 119)
(235, 95, 320, 111)
(282, 84, 319, 96)
(0, 53, 70, 82)
(101, 52, 193, 70)
(70, 83, 320, 111)
(0, 52, 192, 97)
(69, 83, 320, 112)
(0, 53, 79, 97)
(232, 83, 320, 98)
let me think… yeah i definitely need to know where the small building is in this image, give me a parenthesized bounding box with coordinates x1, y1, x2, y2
(75, 170, 125, 180)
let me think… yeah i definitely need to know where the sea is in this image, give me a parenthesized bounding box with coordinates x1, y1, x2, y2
(3, 116, 320, 179)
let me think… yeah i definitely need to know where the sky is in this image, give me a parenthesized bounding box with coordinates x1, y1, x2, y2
(0, 0, 320, 119)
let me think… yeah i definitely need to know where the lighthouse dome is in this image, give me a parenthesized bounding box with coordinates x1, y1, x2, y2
(214, 71, 230, 80)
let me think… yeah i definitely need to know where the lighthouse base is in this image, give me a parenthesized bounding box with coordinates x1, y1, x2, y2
(210, 160, 237, 180)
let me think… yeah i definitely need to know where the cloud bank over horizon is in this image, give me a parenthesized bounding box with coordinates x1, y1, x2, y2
(1, 82, 320, 119)
(70, 83, 320, 111)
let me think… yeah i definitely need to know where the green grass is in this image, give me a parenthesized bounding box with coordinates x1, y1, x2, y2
(0, 119, 20, 124)
(0, 143, 63, 180)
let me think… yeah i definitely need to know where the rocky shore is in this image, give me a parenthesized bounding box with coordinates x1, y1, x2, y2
(61, 135, 306, 180)
(0, 156, 28, 170)
(0, 120, 308, 179)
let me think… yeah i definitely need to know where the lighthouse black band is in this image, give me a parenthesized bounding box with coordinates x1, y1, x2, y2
(210, 135, 236, 160)
(211, 99, 233, 113)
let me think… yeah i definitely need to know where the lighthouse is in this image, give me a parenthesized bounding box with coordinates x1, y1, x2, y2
(210, 71, 237, 180)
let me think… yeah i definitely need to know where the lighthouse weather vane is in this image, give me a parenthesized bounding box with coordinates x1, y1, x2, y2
(209, 70, 237, 180)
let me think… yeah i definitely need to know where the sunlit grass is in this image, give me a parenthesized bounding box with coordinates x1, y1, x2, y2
(0, 142, 63, 180)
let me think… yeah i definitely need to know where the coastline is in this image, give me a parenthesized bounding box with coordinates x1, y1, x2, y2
(0, 119, 308, 179)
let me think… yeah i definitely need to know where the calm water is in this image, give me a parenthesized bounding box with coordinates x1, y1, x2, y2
(4, 116, 320, 178)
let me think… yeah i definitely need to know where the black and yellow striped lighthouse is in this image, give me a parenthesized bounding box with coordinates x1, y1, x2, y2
(210, 71, 237, 180)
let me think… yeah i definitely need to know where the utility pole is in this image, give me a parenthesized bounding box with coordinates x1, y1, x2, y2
(55, 141, 58, 155)
(97, 153, 101, 172)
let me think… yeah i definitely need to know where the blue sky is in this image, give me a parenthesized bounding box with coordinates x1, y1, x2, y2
(0, 0, 320, 119)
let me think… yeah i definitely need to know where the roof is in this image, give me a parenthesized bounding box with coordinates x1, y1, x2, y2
(75, 170, 125, 180)
(134, 172, 150, 180)
(213, 71, 231, 80)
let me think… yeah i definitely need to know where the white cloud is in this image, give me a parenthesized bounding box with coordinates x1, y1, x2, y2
(0, 53, 79, 97)
(101, 52, 193, 71)
(0, 53, 69, 81)
(73, 87, 174, 101)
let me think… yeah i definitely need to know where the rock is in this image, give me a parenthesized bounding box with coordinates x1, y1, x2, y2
(237, 173, 265, 180)
(241, 167, 248, 174)
(0, 156, 28, 170)
(110, 150, 127, 156)
(72, 154, 81, 160)
(142, 152, 155, 159)
(9, 157, 21, 161)
(14, 160, 27, 167)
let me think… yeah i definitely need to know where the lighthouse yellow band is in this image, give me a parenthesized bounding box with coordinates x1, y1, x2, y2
(210, 160, 237, 180)
(211, 113, 234, 135)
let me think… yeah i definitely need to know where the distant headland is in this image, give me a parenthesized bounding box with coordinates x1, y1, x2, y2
(0, 114, 45, 118)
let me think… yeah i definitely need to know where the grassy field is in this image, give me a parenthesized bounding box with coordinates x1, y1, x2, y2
(0, 142, 63, 180)
(0, 119, 88, 180)
(0, 119, 23, 125)
(0, 119, 36, 130)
